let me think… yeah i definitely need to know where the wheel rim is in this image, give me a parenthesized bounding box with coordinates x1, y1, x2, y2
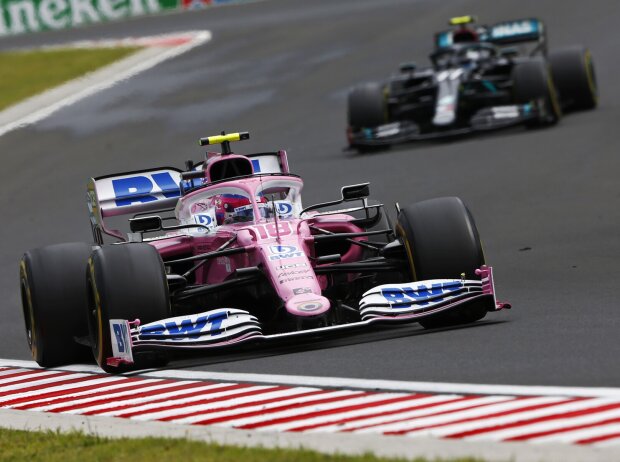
(87, 258, 105, 365)
(395, 222, 417, 281)
(547, 74, 562, 121)
(19, 262, 36, 358)
(584, 50, 598, 104)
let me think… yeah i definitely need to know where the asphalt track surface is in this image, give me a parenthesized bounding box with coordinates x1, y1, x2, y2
(0, 0, 619, 388)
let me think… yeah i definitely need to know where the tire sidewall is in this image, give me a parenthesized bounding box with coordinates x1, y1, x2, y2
(396, 197, 485, 281)
(19, 243, 92, 367)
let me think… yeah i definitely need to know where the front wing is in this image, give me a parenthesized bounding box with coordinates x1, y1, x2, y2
(107, 266, 510, 368)
(348, 103, 539, 148)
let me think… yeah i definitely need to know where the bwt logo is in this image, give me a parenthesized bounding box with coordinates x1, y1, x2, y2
(381, 281, 462, 305)
(194, 213, 214, 226)
(193, 213, 214, 233)
(276, 201, 293, 217)
(112, 322, 129, 353)
(270, 245, 298, 254)
(140, 311, 227, 340)
(112, 172, 180, 207)
(269, 245, 303, 261)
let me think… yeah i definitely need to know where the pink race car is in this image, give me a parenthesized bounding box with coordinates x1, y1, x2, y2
(19, 132, 509, 372)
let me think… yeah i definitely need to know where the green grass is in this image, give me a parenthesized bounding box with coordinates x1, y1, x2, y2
(0, 47, 139, 111)
(0, 428, 484, 462)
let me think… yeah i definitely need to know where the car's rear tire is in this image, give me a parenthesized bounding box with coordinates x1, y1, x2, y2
(347, 83, 387, 129)
(87, 243, 170, 373)
(549, 47, 598, 111)
(512, 58, 562, 127)
(396, 197, 489, 329)
(20, 243, 92, 367)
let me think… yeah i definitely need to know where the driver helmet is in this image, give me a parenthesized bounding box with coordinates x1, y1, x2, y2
(452, 26, 479, 43)
(218, 194, 252, 224)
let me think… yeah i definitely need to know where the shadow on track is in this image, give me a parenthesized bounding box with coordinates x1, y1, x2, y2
(132, 319, 508, 375)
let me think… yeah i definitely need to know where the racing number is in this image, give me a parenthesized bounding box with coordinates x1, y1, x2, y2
(252, 222, 292, 239)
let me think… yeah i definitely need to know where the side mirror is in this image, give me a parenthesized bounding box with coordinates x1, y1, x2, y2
(129, 216, 162, 233)
(399, 62, 417, 73)
(341, 183, 370, 201)
(181, 170, 204, 181)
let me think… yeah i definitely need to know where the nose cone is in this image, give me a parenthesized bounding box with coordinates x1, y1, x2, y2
(285, 294, 330, 317)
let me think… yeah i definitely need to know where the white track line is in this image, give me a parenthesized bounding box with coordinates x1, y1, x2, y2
(0, 372, 90, 392)
(103, 386, 316, 419)
(533, 424, 620, 444)
(466, 408, 620, 442)
(302, 394, 466, 433)
(0, 375, 128, 405)
(141, 389, 359, 423)
(422, 398, 619, 439)
(2, 358, 620, 398)
(350, 396, 523, 435)
(29, 379, 184, 412)
(85, 382, 243, 416)
(3, 377, 157, 407)
(0, 30, 211, 138)
(272, 394, 444, 433)
(67, 383, 268, 416)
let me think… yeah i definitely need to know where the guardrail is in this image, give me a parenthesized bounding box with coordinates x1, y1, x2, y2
(0, 0, 251, 37)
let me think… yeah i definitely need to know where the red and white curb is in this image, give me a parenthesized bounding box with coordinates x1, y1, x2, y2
(1, 359, 620, 462)
(0, 30, 211, 137)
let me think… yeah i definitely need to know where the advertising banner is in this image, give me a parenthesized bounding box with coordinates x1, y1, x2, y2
(0, 0, 246, 36)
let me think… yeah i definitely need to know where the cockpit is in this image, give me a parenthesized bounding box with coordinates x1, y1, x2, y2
(430, 43, 496, 70)
(176, 176, 303, 234)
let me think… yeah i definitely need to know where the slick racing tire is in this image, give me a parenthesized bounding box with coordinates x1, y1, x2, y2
(87, 243, 170, 373)
(549, 47, 598, 111)
(396, 197, 489, 329)
(20, 243, 92, 367)
(512, 58, 562, 127)
(347, 83, 387, 129)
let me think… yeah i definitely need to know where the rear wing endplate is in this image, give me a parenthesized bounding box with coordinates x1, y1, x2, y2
(88, 167, 183, 242)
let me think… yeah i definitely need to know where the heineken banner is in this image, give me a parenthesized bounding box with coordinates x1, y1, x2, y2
(0, 0, 247, 36)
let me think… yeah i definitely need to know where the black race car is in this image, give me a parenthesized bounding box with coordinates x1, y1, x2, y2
(347, 16, 598, 150)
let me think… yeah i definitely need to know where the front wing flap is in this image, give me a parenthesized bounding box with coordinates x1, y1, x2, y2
(106, 267, 509, 368)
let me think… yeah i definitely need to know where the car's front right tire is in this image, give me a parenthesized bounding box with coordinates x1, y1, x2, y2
(347, 82, 387, 130)
(512, 58, 562, 127)
(396, 197, 490, 329)
(549, 46, 598, 111)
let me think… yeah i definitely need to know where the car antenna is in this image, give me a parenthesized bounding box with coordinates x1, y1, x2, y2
(220, 131, 232, 155)
(272, 199, 281, 243)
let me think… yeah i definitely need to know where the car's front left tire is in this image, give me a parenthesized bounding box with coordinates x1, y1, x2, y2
(87, 243, 170, 373)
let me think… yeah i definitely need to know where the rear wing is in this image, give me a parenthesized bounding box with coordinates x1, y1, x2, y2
(435, 18, 547, 54)
(87, 151, 291, 243)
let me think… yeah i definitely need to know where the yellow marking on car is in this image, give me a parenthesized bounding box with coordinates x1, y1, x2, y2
(396, 223, 418, 281)
(584, 50, 598, 104)
(200, 132, 250, 146)
(449, 15, 476, 26)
